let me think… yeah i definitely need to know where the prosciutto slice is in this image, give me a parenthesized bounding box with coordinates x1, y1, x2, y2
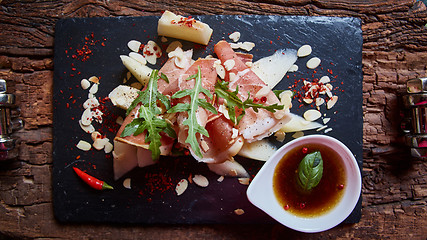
(174, 58, 244, 164)
(214, 40, 291, 142)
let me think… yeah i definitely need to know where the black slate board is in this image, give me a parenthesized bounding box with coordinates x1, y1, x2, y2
(52, 15, 363, 225)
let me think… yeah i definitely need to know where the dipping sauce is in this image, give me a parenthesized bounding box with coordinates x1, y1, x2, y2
(273, 143, 346, 217)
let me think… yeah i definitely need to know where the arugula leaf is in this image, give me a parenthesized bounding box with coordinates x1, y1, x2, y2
(120, 69, 176, 160)
(214, 80, 284, 125)
(126, 69, 170, 116)
(121, 105, 176, 160)
(167, 66, 217, 158)
(297, 151, 323, 191)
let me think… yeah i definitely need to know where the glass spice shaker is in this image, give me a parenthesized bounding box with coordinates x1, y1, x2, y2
(0, 79, 23, 161)
(402, 77, 427, 158)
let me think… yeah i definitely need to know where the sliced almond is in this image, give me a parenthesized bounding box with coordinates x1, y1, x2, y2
(175, 179, 188, 196)
(240, 42, 255, 51)
(223, 59, 235, 71)
(89, 83, 98, 94)
(303, 98, 313, 104)
(292, 131, 304, 139)
(143, 40, 162, 65)
(234, 209, 245, 215)
(166, 41, 183, 53)
(217, 176, 224, 182)
(327, 96, 338, 109)
(123, 178, 131, 189)
(89, 76, 100, 84)
(79, 120, 95, 133)
(81, 79, 90, 90)
(315, 98, 325, 106)
(127, 40, 141, 52)
(93, 137, 109, 150)
(323, 118, 331, 124)
(129, 52, 147, 65)
(288, 64, 298, 72)
(91, 108, 103, 124)
(104, 141, 114, 153)
(303, 109, 322, 122)
(274, 130, 286, 142)
(83, 98, 99, 109)
(231, 128, 239, 139)
(229, 72, 236, 82)
(116, 116, 124, 125)
(229, 31, 241, 42)
(76, 140, 92, 151)
(238, 178, 250, 185)
(306, 57, 321, 69)
(200, 138, 210, 152)
(192, 174, 209, 187)
(81, 108, 93, 126)
(215, 64, 226, 79)
(297, 44, 312, 57)
(325, 128, 333, 133)
(91, 131, 102, 141)
(319, 76, 331, 84)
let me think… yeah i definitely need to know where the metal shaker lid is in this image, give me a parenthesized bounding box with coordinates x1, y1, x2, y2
(0, 79, 15, 107)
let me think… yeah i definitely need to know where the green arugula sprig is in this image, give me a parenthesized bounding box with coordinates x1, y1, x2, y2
(120, 70, 176, 161)
(167, 66, 217, 158)
(126, 70, 170, 116)
(214, 80, 284, 125)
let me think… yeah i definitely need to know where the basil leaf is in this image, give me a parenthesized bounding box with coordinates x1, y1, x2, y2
(297, 151, 323, 191)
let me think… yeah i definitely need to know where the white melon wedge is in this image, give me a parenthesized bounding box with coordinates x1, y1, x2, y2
(157, 10, 213, 45)
(112, 140, 138, 180)
(251, 49, 298, 89)
(207, 160, 250, 177)
(280, 113, 323, 133)
(120, 55, 152, 85)
(237, 139, 277, 162)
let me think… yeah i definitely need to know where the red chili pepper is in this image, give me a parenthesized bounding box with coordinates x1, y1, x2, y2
(73, 167, 113, 190)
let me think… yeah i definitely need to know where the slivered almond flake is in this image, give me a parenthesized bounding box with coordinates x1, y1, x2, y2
(123, 178, 131, 189)
(238, 178, 250, 185)
(288, 64, 298, 72)
(89, 76, 100, 84)
(166, 41, 183, 53)
(116, 116, 124, 125)
(79, 120, 95, 133)
(76, 140, 91, 151)
(192, 174, 209, 187)
(229, 72, 237, 82)
(306, 57, 321, 69)
(104, 141, 114, 153)
(89, 83, 98, 94)
(224, 59, 235, 71)
(325, 127, 333, 133)
(91, 131, 102, 141)
(303, 109, 322, 122)
(303, 98, 313, 104)
(319, 76, 331, 84)
(316, 125, 328, 132)
(175, 179, 188, 196)
(231, 128, 239, 138)
(292, 131, 304, 139)
(327, 96, 338, 109)
(323, 118, 331, 124)
(217, 176, 224, 182)
(215, 64, 226, 79)
(81, 108, 93, 126)
(127, 40, 142, 52)
(234, 209, 245, 215)
(83, 98, 99, 109)
(93, 138, 109, 150)
(274, 130, 286, 142)
(297, 44, 312, 57)
(240, 42, 255, 51)
(229, 31, 241, 42)
(143, 40, 162, 65)
(200, 138, 210, 152)
(315, 97, 325, 106)
(81, 79, 90, 90)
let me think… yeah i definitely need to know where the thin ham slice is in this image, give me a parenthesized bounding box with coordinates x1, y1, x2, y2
(174, 58, 244, 163)
(214, 40, 291, 142)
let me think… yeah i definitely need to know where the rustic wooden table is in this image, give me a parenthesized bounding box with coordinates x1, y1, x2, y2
(0, 0, 426, 239)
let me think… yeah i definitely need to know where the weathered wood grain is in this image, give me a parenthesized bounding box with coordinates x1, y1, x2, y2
(0, 0, 426, 239)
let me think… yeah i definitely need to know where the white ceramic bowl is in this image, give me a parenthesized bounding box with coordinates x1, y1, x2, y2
(247, 135, 361, 233)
